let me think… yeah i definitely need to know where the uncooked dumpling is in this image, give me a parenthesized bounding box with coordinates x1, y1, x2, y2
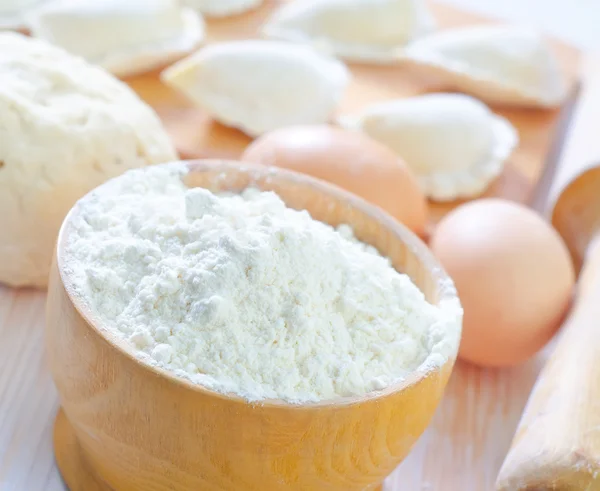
(262, 0, 435, 63)
(0, 0, 44, 29)
(340, 93, 518, 201)
(162, 40, 350, 137)
(28, 0, 204, 78)
(400, 25, 568, 107)
(182, 0, 263, 18)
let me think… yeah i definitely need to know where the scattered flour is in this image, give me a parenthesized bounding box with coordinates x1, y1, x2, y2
(64, 164, 460, 403)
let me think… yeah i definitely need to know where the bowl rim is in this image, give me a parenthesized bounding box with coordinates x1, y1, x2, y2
(55, 159, 461, 409)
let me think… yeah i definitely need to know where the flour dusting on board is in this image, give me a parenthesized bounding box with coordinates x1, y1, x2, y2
(63, 164, 461, 403)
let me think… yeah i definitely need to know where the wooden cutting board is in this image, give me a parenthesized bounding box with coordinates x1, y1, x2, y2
(126, 0, 581, 224)
(0, 2, 583, 491)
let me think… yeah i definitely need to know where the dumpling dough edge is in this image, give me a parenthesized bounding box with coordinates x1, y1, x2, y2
(417, 114, 518, 201)
(188, 0, 263, 18)
(400, 31, 569, 108)
(338, 107, 519, 201)
(261, 1, 436, 64)
(28, 7, 205, 78)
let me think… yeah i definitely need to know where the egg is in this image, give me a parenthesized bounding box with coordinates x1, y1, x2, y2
(242, 125, 428, 235)
(430, 199, 575, 367)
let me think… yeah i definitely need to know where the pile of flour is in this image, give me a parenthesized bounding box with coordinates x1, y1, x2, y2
(64, 164, 458, 403)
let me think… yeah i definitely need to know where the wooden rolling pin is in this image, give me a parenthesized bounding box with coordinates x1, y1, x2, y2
(496, 56, 600, 490)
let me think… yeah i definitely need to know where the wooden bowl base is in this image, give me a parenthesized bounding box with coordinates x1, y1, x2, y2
(54, 409, 112, 491)
(54, 408, 383, 491)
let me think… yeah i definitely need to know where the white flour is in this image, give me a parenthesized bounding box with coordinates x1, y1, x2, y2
(64, 164, 460, 403)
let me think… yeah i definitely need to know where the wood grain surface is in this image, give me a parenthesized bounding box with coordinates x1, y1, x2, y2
(0, 2, 586, 491)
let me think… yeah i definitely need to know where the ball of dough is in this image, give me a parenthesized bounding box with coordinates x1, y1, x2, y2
(0, 33, 178, 288)
(430, 199, 575, 367)
(242, 125, 428, 235)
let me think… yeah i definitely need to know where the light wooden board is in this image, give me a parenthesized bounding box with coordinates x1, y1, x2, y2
(0, 2, 584, 491)
(126, 0, 581, 223)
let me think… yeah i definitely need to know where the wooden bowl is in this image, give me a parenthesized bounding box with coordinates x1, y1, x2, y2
(46, 160, 462, 491)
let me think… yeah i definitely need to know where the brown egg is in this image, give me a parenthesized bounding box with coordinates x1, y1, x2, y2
(430, 199, 575, 367)
(242, 125, 428, 236)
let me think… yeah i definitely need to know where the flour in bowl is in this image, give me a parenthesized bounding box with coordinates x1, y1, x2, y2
(64, 164, 459, 403)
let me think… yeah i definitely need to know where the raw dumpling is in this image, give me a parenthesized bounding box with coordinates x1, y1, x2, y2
(339, 93, 518, 201)
(262, 0, 435, 63)
(27, 0, 204, 78)
(400, 25, 568, 108)
(182, 0, 263, 18)
(0, 0, 44, 29)
(162, 40, 350, 137)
